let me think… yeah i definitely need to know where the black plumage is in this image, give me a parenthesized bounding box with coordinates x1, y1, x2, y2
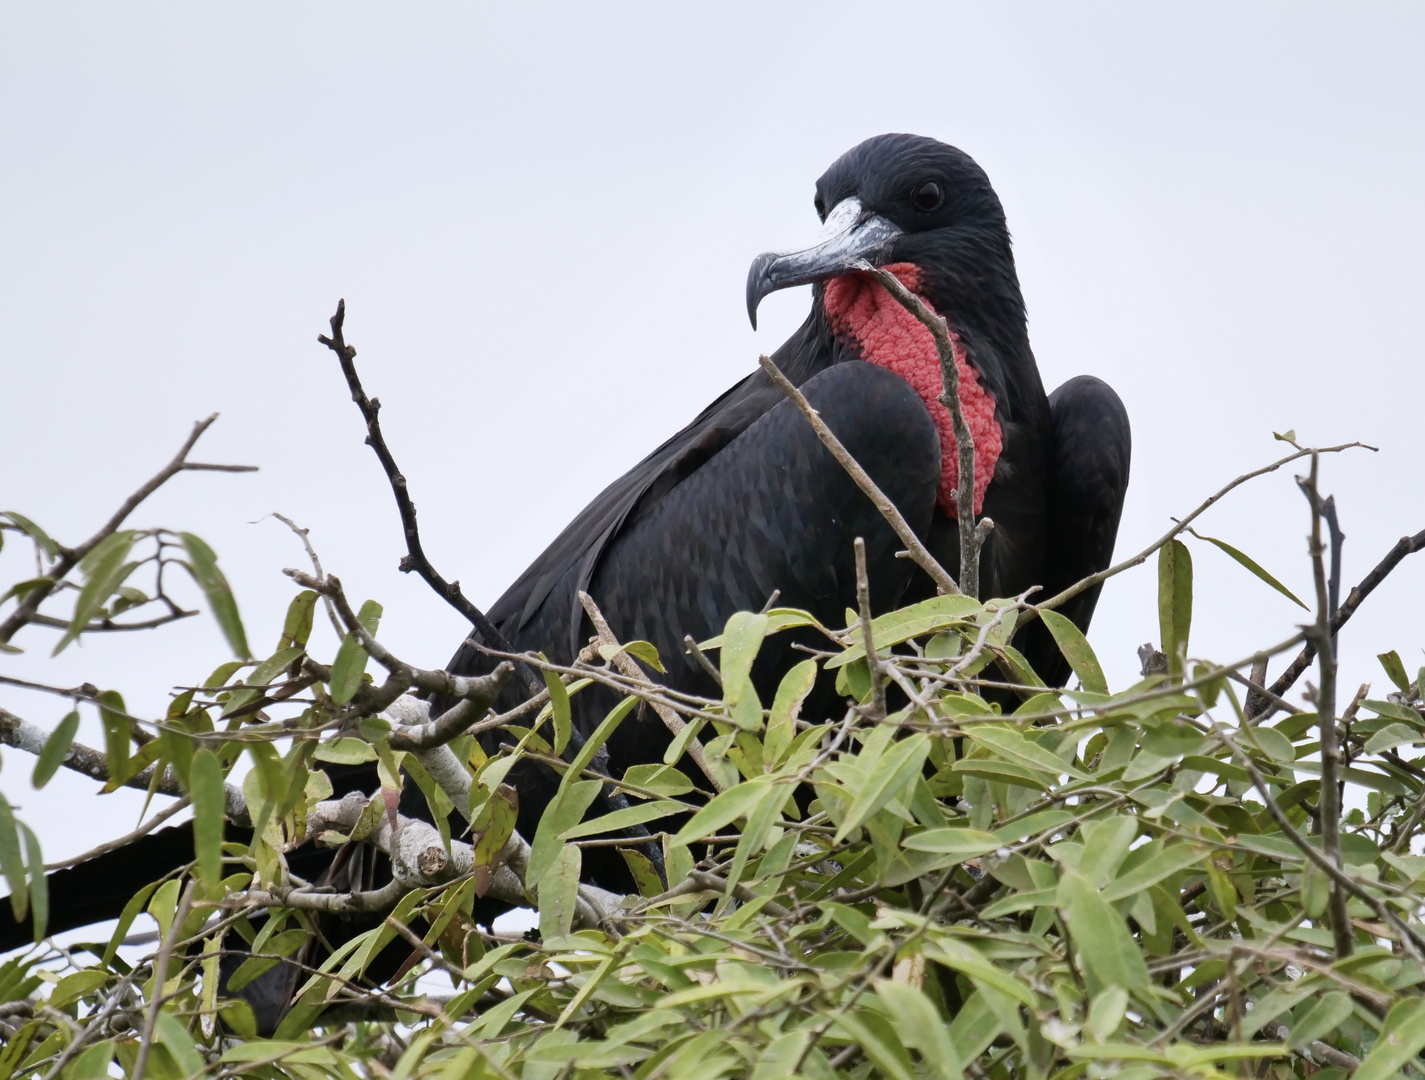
(1, 135, 1129, 1022)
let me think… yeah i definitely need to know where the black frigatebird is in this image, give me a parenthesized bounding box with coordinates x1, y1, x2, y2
(440, 132, 1131, 884)
(1, 134, 1129, 1009)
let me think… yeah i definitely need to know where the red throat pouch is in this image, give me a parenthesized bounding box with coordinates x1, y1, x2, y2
(823, 263, 1002, 517)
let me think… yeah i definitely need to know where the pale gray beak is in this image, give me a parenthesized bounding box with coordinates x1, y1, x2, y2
(745, 197, 903, 328)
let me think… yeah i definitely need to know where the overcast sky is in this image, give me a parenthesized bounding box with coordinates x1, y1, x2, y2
(3, 3, 1423, 863)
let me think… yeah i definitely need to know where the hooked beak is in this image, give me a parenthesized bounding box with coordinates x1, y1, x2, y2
(745, 197, 903, 328)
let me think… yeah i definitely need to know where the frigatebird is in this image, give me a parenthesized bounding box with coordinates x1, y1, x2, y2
(1, 134, 1129, 1017)
(439, 132, 1131, 887)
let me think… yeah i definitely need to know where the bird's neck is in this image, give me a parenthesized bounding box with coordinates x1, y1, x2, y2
(821, 264, 1002, 518)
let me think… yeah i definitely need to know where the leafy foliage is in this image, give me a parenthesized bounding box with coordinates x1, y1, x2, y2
(1, 441, 1424, 1080)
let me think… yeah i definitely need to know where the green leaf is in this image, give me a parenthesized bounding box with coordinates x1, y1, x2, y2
(1192, 530, 1307, 609)
(279, 589, 319, 650)
(1058, 871, 1149, 991)
(565, 694, 637, 784)
(154, 1010, 204, 1078)
(1040, 609, 1108, 693)
(836, 733, 932, 842)
(826, 594, 984, 669)
(834, 1008, 918, 1080)
(1286, 990, 1352, 1049)
(1101, 843, 1209, 901)
(190, 749, 224, 888)
(1354, 997, 1425, 1080)
(473, 786, 518, 867)
(719, 611, 769, 730)
(96, 690, 130, 788)
(674, 779, 771, 847)
(874, 979, 965, 1080)
(527, 780, 601, 888)
(1364, 723, 1419, 754)
(179, 532, 249, 658)
(538, 843, 581, 941)
(0, 797, 30, 923)
(902, 827, 1002, 858)
(544, 668, 572, 756)
(765, 658, 816, 766)
(66, 1039, 117, 1080)
(2, 512, 58, 562)
(313, 738, 378, 764)
(620, 764, 693, 798)
(53, 530, 136, 655)
(559, 799, 684, 841)
(1157, 539, 1193, 679)
(1378, 650, 1413, 694)
(965, 724, 1089, 780)
(31, 711, 78, 789)
(328, 599, 382, 705)
(18, 825, 44, 942)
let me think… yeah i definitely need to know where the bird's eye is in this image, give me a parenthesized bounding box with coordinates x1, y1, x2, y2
(913, 180, 943, 211)
(814, 193, 826, 221)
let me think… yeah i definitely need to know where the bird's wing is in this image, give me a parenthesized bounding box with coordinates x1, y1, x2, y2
(1015, 374, 1132, 685)
(488, 369, 784, 637)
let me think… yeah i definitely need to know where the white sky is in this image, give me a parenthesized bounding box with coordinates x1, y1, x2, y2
(3, 3, 1423, 864)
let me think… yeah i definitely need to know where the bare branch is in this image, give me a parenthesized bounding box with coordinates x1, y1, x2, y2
(578, 590, 727, 793)
(852, 260, 983, 595)
(0, 415, 254, 646)
(1298, 453, 1350, 958)
(758, 353, 959, 596)
(1035, 441, 1374, 616)
(317, 299, 542, 697)
(0, 706, 250, 827)
(1251, 525, 1425, 717)
(853, 538, 885, 722)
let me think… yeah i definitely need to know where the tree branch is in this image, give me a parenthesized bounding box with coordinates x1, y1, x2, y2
(1250, 526, 1425, 718)
(758, 353, 959, 596)
(317, 300, 542, 697)
(577, 590, 727, 793)
(0, 415, 255, 646)
(0, 706, 250, 827)
(1298, 454, 1350, 958)
(1035, 441, 1373, 617)
(852, 260, 984, 596)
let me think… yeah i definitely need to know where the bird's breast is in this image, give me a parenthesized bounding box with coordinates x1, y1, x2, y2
(823, 264, 1003, 517)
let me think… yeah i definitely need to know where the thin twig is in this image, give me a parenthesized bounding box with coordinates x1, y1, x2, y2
(853, 538, 885, 721)
(1258, 525, 1425, 719)
(0, 415, 255, 646)
(758, 353, 958, 596)
(133, 880, 195, 1080)
(577, 590, 726, 793)
(684, 635, 723, 687)
(852, 260, 983, 595)
(1299, 455, 1350, 958)
(1035, 441, 1372, 617)
(45, 796, 192, 872)
(270, 513, 344, 640)
(317, 299, 542, 698)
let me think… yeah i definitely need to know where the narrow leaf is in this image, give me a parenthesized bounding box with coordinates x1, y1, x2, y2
(19, 825, 45, 941)
(190, 749, 225, 888)
(180, 532, 249, 658)
(1192, 529, 1308, 609)
(1040, 609, 1108, 693)
(0, 795, 28, 922)
(31, 711, 78, 789)
(1157, 539, 1193, 678)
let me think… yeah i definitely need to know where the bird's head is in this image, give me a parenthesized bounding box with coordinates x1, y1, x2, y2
(747, 134, 1036, 518)
(747, 134, 1021, 329)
